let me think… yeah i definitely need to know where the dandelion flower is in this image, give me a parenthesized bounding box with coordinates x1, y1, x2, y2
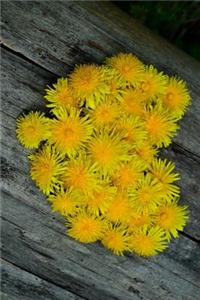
(83, 185, 117, 216)
(113, 158, 145, 189)
(130, 173, 164, 213)
(135, 141, 158, 167)
(29, 145, 66, 195)
(121, 88, 146, 117)
(48, 107, 93, 155)
(139, 65, 167, 100)
(106, 192, 133, 223)
(127, 211, 153, 230)
(67, 210, 107, 243)
(149, 158, 180, 199)
(44, 78, 78, 110)
(102, 224, 130, 255)
(48, 188, 80, 216)
(144, 106, 179, 147)
(62, 153, 99, 195)
(103, 66, 126, 102)
(129, 226, 168, 256)
(69, 64, 108, 108)
(160, 77, 191, 118)
(116, 115, 147, 148)
(89, 98, 120, 128)
(88, 130, 131, 174)
(155, 200, 188, 240)
(106, 53, 144, 86)
(16, 111, 49, 149)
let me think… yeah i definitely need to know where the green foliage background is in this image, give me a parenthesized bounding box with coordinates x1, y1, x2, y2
(115, 1, 200, 61)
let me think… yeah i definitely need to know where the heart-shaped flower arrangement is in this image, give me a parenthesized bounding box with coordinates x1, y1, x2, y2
(16, 53, 190, 256)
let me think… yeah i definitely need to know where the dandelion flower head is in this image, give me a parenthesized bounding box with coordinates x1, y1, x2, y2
(106, 53, 145, 86)
(44, 77, 78, 110)
(160, 77, 191, 118)
(16, 111, 49, 148)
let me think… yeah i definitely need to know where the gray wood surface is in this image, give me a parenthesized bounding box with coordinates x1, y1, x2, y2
(1, 48, 200, 241)
(1, 1, 200, 299)
(1, 259, 83, 300)
(1, 188, 200, 300)
(2, 0, 200, 156)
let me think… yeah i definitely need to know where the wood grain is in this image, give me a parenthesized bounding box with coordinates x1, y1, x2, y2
(1, 48, 200, 240)
(1, 1, 200, 299)
(1, 259, 83, 300)
(1, 189, 200, 300)
(1, 46, 200, 300)
(1, 1, 200, 156)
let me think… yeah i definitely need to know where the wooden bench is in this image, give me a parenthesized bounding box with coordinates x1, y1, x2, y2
(1, 1, 200, 299)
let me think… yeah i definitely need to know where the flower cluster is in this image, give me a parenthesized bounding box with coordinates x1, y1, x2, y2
(16, 53, 190, 256)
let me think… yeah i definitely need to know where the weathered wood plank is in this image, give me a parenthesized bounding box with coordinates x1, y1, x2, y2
(1, 293, 18, 300)
(1, 188, 200, 300)
(1, 259, 84, 300)
(1, 47, 200, 299)
(1, 48, 200, 240)
(1, 1, 200, 296)
(1, 48, 200, 299)
(1, 1, 200, 156)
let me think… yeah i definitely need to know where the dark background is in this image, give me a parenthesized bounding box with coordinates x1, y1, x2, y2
(114, 1, 200, 61)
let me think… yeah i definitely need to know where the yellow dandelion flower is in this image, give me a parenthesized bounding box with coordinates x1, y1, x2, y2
(48, 188, 80, 216)
(69, 64, 108, 108)
(139, 65, 167, 100)
(101, 224, 130, 255)
(113, 158, 146, 190)
(62, 153, 99, 195)
(149, 158, 180, 199)
(127, 211, 153, 231)
(16, 111, 49, 149)
(135, 141, 158, 167)
(129, 226, 168, 256)
(89, 98, 120, 128)
(44, 78, 78, 110)
(155, 200, 188, 240)
(106, 53, 145, 86)
(144, 106, 179, 147)
(160, 77, 191, 118)
(116, 115, 147, 148)
(130, 173, 163, 213)
(67, 210, 107, 243)
(29, 145, 66, 195)
(48, 107, 93, 155)
(83, 185, 117, 216)
(88, 130, 131, 174)
(102, 66, 126, 102)
(121, 88, 146, 117)
(106, 191, 133, 223)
